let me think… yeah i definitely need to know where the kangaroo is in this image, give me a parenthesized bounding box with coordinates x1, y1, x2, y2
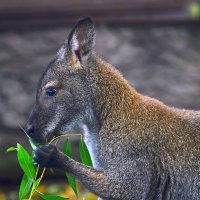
(26, 17, 200, 200)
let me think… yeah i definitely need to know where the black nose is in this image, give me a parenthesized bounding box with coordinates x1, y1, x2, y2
(26, 125, 34, 137)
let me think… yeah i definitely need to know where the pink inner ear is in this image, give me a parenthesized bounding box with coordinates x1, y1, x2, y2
(68, 16, 95, 62)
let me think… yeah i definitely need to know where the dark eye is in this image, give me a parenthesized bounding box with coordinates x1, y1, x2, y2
(45, 87, 57, 97)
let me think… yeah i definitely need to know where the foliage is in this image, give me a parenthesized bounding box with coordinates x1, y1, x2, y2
(190, 3, 200, 19)
(6, 134, 93, 200)
(64, 139, 78, 198)
(79, 139, 93, 167)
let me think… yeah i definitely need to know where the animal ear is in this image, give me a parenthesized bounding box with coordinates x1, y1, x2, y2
(68, 16, 95, 63)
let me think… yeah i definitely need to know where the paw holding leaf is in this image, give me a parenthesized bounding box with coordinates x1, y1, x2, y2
(33, 144, 64, 168)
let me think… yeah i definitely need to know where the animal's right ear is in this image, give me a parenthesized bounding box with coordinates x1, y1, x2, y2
(68, 16, 95, 63)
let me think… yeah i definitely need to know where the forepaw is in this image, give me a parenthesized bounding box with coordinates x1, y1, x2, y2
(33, 144, 62, 168)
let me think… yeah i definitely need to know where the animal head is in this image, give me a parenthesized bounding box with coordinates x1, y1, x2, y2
(26, 17, 97, 144)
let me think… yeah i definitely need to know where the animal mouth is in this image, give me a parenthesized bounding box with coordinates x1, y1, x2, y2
(29, 138, 42, 149)
(29, 129, 67, 147)
(28, 132, 55, 146)
(46, 132, 56, 144)
(45, 131, 63, 144)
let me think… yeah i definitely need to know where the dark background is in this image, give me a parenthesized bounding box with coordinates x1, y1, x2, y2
(0, 0, 200, 199)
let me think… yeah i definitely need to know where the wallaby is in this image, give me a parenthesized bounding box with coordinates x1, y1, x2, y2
(26, 17, 200, 200)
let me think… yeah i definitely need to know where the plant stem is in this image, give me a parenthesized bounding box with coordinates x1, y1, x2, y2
(49, 133, 83, 144)
(28, 166, 39, 200)
(27, 133, 82, 199)
(28, 166, 46, 200)
(35, 168, 46, 188)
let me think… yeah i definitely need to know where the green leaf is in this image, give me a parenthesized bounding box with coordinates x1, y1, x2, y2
(66, 173, 78, 198)
(29, 138, 39, 150)
(63, 139, 78, 198)
(63, 138, 72, 157)
(19, 174, 33, 200)
(37, 192, 69, 200)
(79, 139, 93, 167)
(17, 143, 36, 179)
(33, 177, 41, 190)
(6, 147, 16, 152)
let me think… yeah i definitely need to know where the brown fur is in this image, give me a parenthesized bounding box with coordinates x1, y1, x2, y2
(28, 17, 200, 200)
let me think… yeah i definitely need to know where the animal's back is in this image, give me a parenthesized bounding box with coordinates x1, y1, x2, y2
(94, 82, 200, 199)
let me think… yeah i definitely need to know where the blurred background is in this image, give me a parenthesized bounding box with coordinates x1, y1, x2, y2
(0, 0, 200, 199)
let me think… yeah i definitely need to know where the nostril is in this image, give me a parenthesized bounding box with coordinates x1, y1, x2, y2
(26, 125, 34, 136)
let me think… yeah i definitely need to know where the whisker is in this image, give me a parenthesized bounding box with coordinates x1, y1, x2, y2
(18, 122, 28, 135)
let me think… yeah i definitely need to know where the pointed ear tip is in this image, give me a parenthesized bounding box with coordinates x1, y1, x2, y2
(78, 16, 94, 26)
(68, 16, 94, 45)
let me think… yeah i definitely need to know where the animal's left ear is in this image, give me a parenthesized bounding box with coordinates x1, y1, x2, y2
(68, 16, 95, 63)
